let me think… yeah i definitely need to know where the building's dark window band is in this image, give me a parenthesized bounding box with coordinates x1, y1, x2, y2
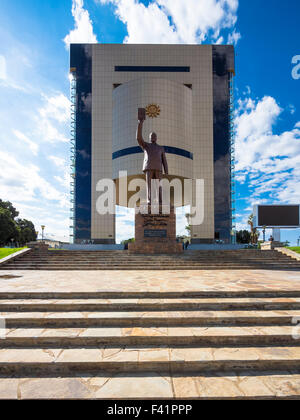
(212, 45, 233, 243)
(114, 83, 192, 89)
(115, 66, 190, 72)
(70, 44, 92, 242)
(113, 146, 193, 160)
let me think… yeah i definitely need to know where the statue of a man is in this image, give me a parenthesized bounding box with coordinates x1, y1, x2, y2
(137, 108, 168, 204)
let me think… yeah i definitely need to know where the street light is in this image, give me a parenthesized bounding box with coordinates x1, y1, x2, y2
(41, 225, 45, 242)
(262, 226, 266, 242)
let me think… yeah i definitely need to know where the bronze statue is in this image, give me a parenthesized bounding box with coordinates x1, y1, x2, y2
(137, 108, 168, 204)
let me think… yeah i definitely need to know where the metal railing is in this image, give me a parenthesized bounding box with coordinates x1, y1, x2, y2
(229, 71, 236, 244)
(69, 68, 76, 243)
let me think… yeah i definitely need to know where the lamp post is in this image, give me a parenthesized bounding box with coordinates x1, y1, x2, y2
(41, 225, 45, 242)
(262, 226, 266, 242)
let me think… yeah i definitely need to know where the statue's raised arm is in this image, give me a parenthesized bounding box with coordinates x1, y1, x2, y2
(137, 108, 146, 149)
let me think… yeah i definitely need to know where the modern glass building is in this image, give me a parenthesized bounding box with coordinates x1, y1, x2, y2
(70, 44, 235, 244)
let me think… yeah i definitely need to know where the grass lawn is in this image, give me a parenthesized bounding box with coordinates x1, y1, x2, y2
(288, 247, 300, 254)
(0, 248, 26, 260)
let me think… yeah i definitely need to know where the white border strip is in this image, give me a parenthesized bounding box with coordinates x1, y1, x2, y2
(0, 248, 31, 266)
(275, 247, 300, 261)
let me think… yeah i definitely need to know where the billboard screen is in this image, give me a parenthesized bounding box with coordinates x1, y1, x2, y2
(255, 205, 300, 227)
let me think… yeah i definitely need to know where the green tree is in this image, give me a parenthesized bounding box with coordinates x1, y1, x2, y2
(15, 219, 37, 245)
(0, 199, 19, 219)
(121, 238, 135, 245)
(185, 213, 192, 237)
(236, 230, 251, 244)
(0, 208, 18, 246)
(0, 199, 37, 246)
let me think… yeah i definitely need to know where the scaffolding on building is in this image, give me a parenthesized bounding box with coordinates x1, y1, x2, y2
(69, 68, 76, 244)
(229, 71, 236, 244)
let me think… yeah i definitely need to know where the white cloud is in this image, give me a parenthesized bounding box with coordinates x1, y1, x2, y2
(48, 155, 67, 168)
(0, 54, 28, 91)
(39, 93, 70, 123)
(0, 55, 7, 80)
(235, 221, 248, 231)
(54, 174, 70, 190)
(115, 206, 134, 243)
(227, 29, 241, 45)
(98, 0, 240, 44)
(36, 93, 70, 143)
(48, 155, 70, 190)
(0, 150, 68, 208)
(13, 130, 39, 155)
(37, 119, 69, 143)
(0, 149, 70, 240)
(0, 46, 35, 92)
(288, 104, 296, 115)
(64, 0, 98, 48)
(235, 95, 300, 204)
(176, 206, 190, 236)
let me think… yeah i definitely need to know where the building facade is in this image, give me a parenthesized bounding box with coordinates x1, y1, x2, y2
(70, 44, 235, 244)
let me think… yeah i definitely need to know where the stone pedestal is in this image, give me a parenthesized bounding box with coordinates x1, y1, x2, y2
(261, 241, 284, 250)
(128, 205, 183, 254)
(26, 242, 49, 251)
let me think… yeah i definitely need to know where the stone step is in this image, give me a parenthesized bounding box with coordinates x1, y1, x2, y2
(14, 260, 294, 265)
(31, 250, 280, 253)
(1, 297, 300, 312)
(1, 310, 300, 327)
(2, 250, 298, 271)
(2, 255, 298, 261)
(3, 257, 299, 262)
(7, 262, 295, 267)
(5, 265, 299, 270)
(4, 254, 295, 259)
(30, 249, 284, 257)
(1, 290, 300, 299)
(11, 254, 293, 259)
(0, 346, 300, 375)
(0, 264, 299, 271)
(1, 326, 299, 347)
(38, 256, 280, 260)
(1, 296, 300, 303)
(2, 372, 300, 399)
(5, 261, 297, 266)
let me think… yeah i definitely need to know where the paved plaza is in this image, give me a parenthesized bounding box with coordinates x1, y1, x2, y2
(0, 269, 300, 293)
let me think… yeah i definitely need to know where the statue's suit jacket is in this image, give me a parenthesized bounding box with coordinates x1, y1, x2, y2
(139, 142, 168, 173)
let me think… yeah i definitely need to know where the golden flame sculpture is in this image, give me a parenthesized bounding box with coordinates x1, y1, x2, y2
(145, 104, 161, 118)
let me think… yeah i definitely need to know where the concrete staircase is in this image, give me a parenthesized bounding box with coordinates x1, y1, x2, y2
(1, 291, 300, 398)
(1, 249, 300, 270)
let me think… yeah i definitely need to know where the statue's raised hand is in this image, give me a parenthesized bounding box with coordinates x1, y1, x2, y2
(138, 108, 146, 124)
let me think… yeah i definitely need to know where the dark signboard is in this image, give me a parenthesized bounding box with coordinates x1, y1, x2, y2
(257, 205, 300, 227)
(144, 229, 167, 238)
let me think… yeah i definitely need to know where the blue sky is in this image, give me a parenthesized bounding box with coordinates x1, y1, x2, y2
(0, 0, 299, 244)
